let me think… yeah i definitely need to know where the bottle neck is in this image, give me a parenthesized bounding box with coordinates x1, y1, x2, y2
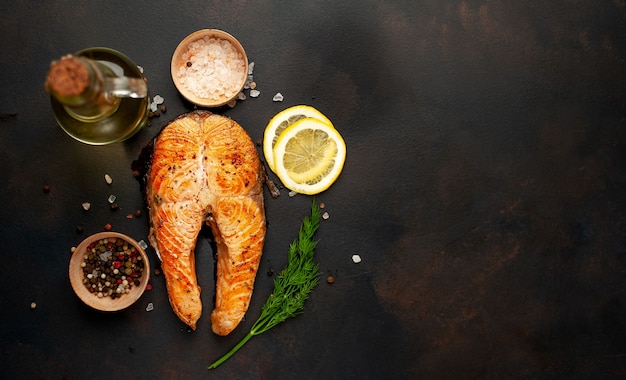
(45, 56, 103, 105)
(45, 55, 120, 122)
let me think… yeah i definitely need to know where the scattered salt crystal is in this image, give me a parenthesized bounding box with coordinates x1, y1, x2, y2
(352, 254, 362, 264)
(272, 92, 284, 102)
(82, 202, 91, 210)
(104, 174, 112, 184)
(146, 302, 154, 312)
(322, 212, 330, 220)
(288, 190, 297, 197)
(227, 99, 237, 108)
(237, 92, 246, 100)
(137, 65, 144, 73)
(153, 95, 164, 104)
(244, 74, 255, 89)
(248, 61, 255, 75)
(138, 240, 148, 250)
(150, 102, 158, 112)
(107, 194, 117, 204)
(250, 89, 260, 98)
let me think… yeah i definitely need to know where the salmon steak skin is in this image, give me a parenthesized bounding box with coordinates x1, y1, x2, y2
(146, 110, 266, 335)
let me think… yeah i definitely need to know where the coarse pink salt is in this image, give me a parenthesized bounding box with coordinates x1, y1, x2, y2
(176, 36, 246, 101)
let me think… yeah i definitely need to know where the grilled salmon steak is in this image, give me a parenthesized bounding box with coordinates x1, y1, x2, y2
(146, 110, 266, 335)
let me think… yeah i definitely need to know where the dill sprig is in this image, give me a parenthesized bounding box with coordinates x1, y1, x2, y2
(208, 200, 322, 369)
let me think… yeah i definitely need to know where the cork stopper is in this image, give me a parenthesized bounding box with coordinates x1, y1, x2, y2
(45, 55, 90, 97)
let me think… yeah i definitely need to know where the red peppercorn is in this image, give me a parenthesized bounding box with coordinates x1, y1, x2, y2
(146, 284, 153, 291)
(113, 261, 122, 269)
(104, 223, 112, 231)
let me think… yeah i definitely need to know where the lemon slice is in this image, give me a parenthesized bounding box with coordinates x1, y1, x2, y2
(263, 105, 334, 171)
(273, 117, 346, 195)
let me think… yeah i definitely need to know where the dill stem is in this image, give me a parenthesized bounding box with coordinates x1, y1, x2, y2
(207, 332, 254, 369)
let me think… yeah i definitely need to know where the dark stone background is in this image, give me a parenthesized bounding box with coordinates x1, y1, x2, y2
(1, 1, 625, 378)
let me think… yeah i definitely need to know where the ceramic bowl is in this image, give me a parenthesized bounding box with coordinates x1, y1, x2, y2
(171, 29, 248, 107)
(69, 231, 150, 312)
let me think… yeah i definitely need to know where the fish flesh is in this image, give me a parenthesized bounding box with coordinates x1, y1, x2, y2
(146, 110, 265, 335)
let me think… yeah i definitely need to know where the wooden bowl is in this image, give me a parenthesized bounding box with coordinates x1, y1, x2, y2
(171, 29, 248, 107)
(69, 232, 150, 312)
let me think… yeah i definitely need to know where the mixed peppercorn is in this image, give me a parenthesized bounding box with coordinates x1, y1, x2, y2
(81, 237, 145, 299)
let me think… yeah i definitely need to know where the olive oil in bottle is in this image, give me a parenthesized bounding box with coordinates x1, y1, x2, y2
(45, 47, 149, 145)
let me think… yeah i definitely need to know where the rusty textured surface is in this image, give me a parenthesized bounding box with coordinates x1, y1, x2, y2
(1, 1, 625, 379)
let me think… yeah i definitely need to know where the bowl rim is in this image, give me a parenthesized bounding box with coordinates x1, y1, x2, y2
(170, 28, 249, 107)
(69, 231, 150, 312)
